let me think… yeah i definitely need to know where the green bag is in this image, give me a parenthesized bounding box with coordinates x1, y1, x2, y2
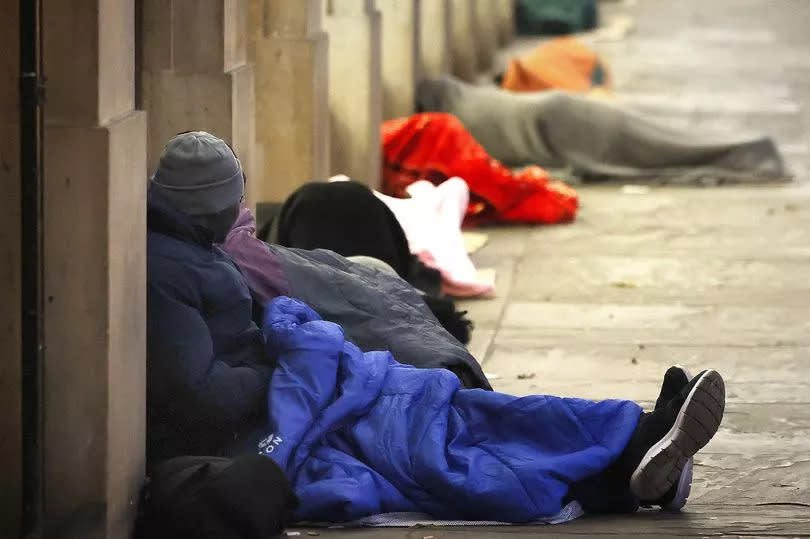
(515, 0, 599, 35)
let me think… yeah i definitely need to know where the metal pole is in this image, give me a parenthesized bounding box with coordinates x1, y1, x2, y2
(19, 0, 44, 535)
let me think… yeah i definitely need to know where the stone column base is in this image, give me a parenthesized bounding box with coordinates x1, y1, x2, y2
(380, 0, 420, 120)
(450, 0, 478, 82)
(0, 102, 22, 539)
(473, 0, 499, 72)
(420, 0, 451, 77)
(253, 32, 330, 201)
(43, 110, 147, 538)
(496, 0, 515, 45)
(324, 10, 382, 188)
(141, 66, 257, 203)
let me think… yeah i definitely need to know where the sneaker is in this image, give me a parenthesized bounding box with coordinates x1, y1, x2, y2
(655, 365, 693, 411)
(630, 370, 725, 502)
(648, 365, 694, 511)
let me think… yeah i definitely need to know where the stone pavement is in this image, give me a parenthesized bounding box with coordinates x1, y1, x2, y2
(289, 0, 810, 536)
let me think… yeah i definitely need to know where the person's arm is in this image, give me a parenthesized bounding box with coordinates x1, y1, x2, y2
(148, 283, 271, 429)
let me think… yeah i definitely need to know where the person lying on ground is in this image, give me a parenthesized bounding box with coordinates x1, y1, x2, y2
(260, 297, 725, 521)
(415, 75, 786, 183)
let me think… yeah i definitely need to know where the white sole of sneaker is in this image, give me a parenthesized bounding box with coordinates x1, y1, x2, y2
(664, 365, 694, 511)
(630, 369, 725, 502)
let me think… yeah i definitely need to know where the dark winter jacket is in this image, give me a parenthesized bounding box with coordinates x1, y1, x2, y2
(146, 190, 274, 466)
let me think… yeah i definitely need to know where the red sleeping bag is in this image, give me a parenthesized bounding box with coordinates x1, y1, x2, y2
(381, 113, 578, 226)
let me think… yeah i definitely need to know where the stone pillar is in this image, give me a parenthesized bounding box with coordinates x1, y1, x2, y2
(449, 0, 478, 82)
(323, 0, 382, 188)
(419, 0, 451, 77)
(141, 0, 258, 205)
(378, 0, 421, 120)
(41, 0, 147, 536)
(495, 0, 515, 45)
(0, 1, 21, 535)
(472, 0, 499, 72)
(249, 0, 329, 202)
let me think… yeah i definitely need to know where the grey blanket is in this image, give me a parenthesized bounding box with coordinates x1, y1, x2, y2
(416, 76, 787, 183)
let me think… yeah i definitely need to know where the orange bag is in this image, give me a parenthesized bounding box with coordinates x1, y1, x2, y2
(382, 113, 577, 226)
(502, 37, 609, 93)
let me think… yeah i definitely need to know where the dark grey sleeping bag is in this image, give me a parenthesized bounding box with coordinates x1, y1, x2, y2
(416, 76, 787, 183)
(268, 245, 492, 391)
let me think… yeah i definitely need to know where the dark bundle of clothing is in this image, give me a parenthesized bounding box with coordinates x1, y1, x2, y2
(136, 454, 298, 539)
(257, 180, 474, 345)
(515, 0, 598, 36)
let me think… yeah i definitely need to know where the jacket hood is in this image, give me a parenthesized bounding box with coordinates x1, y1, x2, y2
(147, 186, 216, 247)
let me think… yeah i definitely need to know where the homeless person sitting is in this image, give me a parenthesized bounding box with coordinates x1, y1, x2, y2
(145, 132, 726, 530)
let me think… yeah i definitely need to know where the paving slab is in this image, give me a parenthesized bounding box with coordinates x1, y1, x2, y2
(500, 302, 810, 346)
(479, 343, 810, 403)
(513, 254, 810, 306)
(289, 504, 810, 538)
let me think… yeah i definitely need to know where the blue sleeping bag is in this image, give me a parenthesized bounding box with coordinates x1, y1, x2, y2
(260, 297, 641, 522)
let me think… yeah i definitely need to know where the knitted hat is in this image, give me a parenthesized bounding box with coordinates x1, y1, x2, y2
(151, 131, 244, 215)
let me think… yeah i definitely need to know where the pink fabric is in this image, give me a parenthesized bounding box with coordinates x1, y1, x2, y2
(223, 206, 291, 305)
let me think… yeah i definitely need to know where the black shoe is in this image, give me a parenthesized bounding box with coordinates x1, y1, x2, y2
(655, 365, 693, 411)
(648, 365, 694, 510)
(630, 370, 725, 503)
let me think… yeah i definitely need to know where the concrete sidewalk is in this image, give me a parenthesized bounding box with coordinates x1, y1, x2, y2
(290, 0, 810, 536)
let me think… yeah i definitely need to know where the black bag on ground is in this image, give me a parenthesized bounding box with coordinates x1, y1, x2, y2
(136, 454, 298, 539)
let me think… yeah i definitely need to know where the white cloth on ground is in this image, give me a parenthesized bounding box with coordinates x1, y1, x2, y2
(299, 501, 584, 528)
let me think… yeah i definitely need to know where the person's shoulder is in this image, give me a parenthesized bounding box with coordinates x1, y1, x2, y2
(147, 232, 210, 284)
(147, 238, 206, 307)
(148, 229, 190, 249)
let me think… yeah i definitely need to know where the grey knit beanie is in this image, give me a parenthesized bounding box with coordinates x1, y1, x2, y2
(151, 131, 245, 215)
